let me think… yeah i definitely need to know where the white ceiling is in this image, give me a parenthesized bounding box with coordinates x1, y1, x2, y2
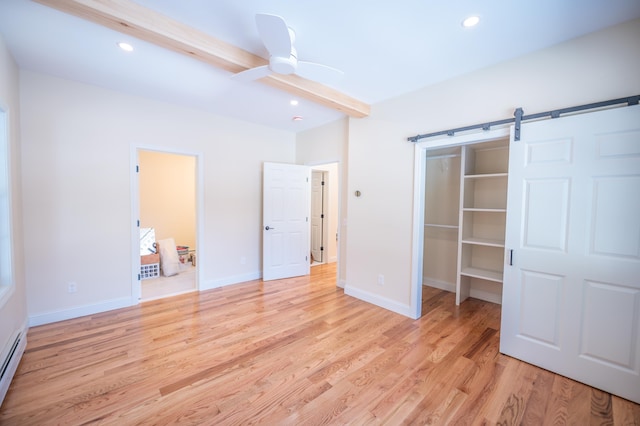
(1, 0, 639, 132)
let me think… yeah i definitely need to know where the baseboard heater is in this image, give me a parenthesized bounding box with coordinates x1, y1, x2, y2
(0, 331, 27, 406)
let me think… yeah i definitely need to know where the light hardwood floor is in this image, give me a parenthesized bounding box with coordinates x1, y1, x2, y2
(1, 263, 639, 425)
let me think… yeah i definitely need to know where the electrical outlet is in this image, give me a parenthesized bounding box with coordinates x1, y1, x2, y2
(68, 282, 77, 293)
(377, 274, 384, 286)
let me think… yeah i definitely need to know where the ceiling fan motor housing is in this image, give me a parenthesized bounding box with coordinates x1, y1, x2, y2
(270, 46, 298, 75)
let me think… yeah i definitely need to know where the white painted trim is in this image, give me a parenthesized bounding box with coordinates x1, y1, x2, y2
(0, 104, 16, 310)
(201, 271, 262, 290)
(410, 142, 426, 319)
(131, 145, 205, 304)
(129, 145, 140, 301)
(28, 297, 134, 327)
(0, 285, 14, 312)
(414, 126, 511, 150)
(344, 284, 413, 318)
(337, 279, 346, 288)
(410, 127, 511, 318)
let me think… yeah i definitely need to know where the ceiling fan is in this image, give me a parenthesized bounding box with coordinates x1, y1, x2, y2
(233, 13, 344, 84)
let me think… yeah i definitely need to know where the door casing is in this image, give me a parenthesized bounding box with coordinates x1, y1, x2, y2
(130, 145, 204, 303)
(411, 128, 511, 319)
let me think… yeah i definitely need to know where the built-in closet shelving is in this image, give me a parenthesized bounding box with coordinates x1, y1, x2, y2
(457, 139, 509, 305)
(423, 138, 509, 305)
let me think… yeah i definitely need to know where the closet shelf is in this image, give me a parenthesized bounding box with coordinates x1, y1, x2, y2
(464, 173, 508, 179)
(461, 237, 504, 247)
(460, 266, 503, 283)
(462, 208, 506, 213)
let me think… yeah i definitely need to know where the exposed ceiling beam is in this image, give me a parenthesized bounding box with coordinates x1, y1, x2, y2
(34, 0, 371, 118)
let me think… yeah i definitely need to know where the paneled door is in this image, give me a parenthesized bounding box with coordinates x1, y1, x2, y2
(263, 162, 311, 281)
(501, 104, 640, 403)
(310, 170, 325, 263)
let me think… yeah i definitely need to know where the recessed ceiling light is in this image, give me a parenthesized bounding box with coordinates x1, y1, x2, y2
(290, 100, 299, 106)
(462, 16, 480, 28)
(118, 42, 134, 52)
(292, 116, 303, 121)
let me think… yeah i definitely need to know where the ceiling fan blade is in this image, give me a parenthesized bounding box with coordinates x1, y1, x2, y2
(296, 61, 344, 84)
(256, 13, 292, 58)
(232, 65, 271, 82)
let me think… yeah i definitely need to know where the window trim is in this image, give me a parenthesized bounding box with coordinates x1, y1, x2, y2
(0, 105, 14, 309)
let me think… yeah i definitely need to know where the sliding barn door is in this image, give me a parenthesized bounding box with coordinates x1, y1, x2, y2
(501, 104, 640, 403)
(263, 162, 310, 281)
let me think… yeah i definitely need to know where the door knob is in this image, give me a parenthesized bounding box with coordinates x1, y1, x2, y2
(265, 226, 275, 230)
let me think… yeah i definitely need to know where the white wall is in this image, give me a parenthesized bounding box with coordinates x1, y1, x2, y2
(0, 37, 27, 357)
(20, 72, 295, 325)
(139, 150, 196, 251)
(296, 118, 348, 286)
(346, 18, 640, 317)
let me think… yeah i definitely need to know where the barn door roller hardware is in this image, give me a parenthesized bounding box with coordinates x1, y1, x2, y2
(408, 95, 639, 143)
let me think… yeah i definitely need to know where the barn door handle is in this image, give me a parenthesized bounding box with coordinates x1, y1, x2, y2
(509, 249, 514, 266)
(265, 226, 275, 231)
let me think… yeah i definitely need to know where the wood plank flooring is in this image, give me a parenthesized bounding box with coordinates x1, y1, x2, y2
(1, 263, 639, 425)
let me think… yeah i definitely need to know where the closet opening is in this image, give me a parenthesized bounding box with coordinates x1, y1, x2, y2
(133, 149, 200, 302)
(411, 128, 510, 318)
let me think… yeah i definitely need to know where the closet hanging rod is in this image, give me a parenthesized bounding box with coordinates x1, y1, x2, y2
(407, 94, 639, 143)
(425, 153, 460, 160)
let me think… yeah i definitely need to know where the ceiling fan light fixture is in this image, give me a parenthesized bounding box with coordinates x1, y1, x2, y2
(290, 100, 299, 106)
(270, 55, 297, 75)
(117, 42, 134, 52)
(462, 16, 480, 28)
(233, 13, 343, 84)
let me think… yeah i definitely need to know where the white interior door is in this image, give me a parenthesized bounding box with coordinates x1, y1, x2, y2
(263, 162, 310, 281)
(501, 104, 640, 403)
(310, 170, 325, 263)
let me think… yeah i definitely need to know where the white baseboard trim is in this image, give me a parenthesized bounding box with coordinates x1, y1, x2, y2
(470, 288, 502, 305)
(201, 271, 262, 291)
(422, 277, 455, 293)
(29, 297, 134, 327)
(344, 285, 413, 318)
(337, 279, 346, 289)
